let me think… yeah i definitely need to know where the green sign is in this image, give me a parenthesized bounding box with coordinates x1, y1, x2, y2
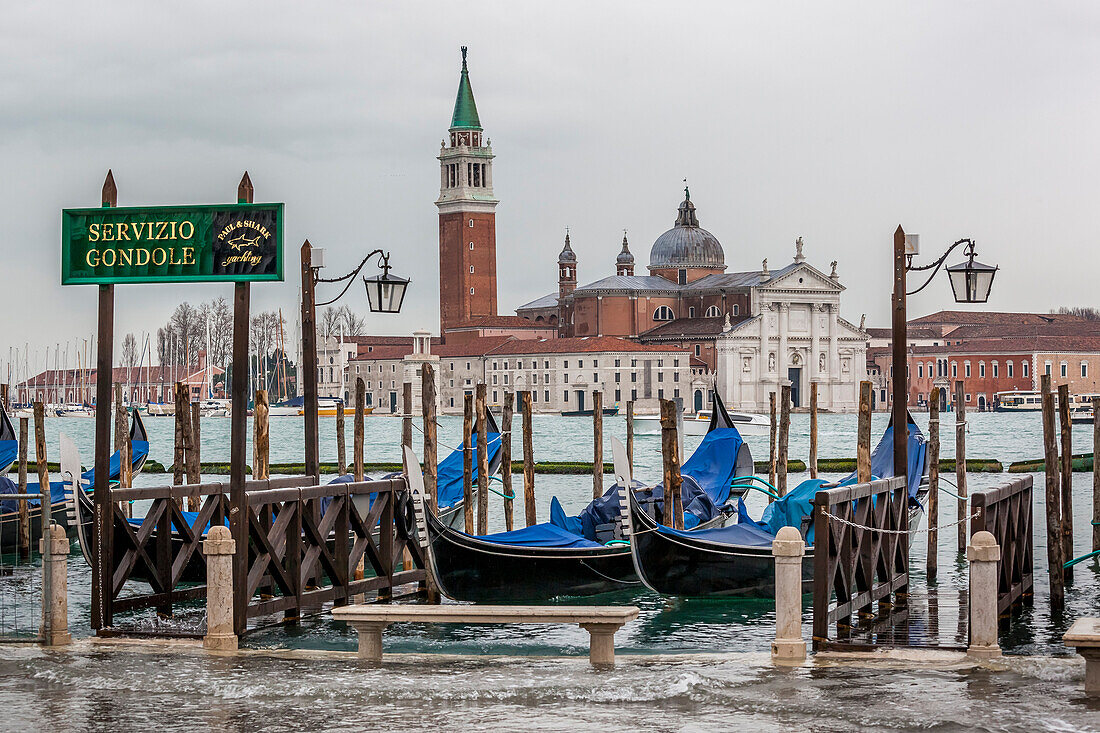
(61, 203, 284, 285)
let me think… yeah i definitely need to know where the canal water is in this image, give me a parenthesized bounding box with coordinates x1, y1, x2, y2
(2, 412, 1099, 656)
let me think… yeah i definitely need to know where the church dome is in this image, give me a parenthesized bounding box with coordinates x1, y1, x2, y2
(648, 190, 725, 271)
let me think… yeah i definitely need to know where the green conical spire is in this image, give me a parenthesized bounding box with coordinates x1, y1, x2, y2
(450, 46, 482, 131)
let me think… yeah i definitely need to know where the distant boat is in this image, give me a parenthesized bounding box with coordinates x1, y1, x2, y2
(560, 406, 619, 417)
(633, 408, 769, 436)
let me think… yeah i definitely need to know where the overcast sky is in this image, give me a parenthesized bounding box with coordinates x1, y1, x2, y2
(2, 2, 1097, 374)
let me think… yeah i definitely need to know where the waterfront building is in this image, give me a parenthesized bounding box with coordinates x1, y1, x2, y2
(14, 361, 223, 405)
(868, 311, 1100, 410)
(347, 333, 690, 415)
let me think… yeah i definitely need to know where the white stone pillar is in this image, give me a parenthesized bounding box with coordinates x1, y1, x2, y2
(203, 525, 238, 651)
(778, 303, 789, 385)
(772, 526, 806, 663)
(39, 524, 71, 647)
(966, 530, 1002, 659)
(758, 302, 770, 399)
(810, 304, 820, 381)
(828, 304, 839, 384)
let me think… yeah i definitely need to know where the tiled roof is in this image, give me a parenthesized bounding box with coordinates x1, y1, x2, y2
(574, 275, 680, 293)
(16, 365, 221, 388)
(637, 317, 730, 339)
(942, 322, 1100, 340)
(446, 315, 553, 329)
(515, 292, 559, 311)
(909, 310, 1087, 326)
(903, 335, 1100, 355)
(866, 326, 942, 340)
(484, 336, 690, 356)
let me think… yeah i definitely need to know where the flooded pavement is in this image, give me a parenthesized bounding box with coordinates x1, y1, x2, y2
(0, 645, 1095, 732)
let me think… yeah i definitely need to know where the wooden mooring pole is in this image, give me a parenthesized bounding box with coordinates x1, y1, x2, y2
(475, 383, 489, 535)
(353, 379, 364, 482)
(625, 400, 634, 479)
(230, 173, 254, 636)
(462, 393, 474, 534)
(521, 390, 536, 527)
(502, 391, 514, 532)
(857, 381, 872, 483)
(809, 382, 818, 479)
(33, 402, 50, 543)
(1041, 374, 1065, 608)
(778, 385, 790, 497)
(593, 390, 603, 500)
(420, 366, 440, 603)
(173, 382, 187, 511)
(401, 383, 413, 475)
(660, 398, 683, 530)
(401, 382, 414, 573)
(17, 417, 29, 560)
(769, 391, 777, 495)
(189, 402, 201, 509)
(336, 402, 346, 476)
(1093, 396, 1100, 553)
(1057, 383, 1074, 583)
(253, 390, 269, 480)
(955, 380, 968, 553)
(112, 385, 128, 516)
(421, 365, 437, 513)
(927, 386, 940, 581)
(91, 171, 116, 632)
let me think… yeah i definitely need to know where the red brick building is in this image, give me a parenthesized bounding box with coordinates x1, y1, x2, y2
(868, 311, 1100, 410)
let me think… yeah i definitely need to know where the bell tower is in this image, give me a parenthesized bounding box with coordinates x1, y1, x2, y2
(437, 47, 499, 335)
(557, 231, 577, 337)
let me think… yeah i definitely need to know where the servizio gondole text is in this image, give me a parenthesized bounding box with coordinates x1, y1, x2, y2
(84, 220, 196, 267)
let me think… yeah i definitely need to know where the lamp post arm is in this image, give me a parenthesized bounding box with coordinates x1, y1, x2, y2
(905, 238, 973, 296)
(315, 249, 390, 308)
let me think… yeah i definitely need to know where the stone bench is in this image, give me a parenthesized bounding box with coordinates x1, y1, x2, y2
(332, 604, 640, 667)
(1064, 617, 1100, 695)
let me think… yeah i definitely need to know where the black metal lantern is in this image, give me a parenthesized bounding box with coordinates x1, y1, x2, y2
(945, 243, 997, 304)
(363, 266, 410, 313)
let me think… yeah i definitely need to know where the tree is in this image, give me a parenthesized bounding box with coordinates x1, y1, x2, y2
(318, 306, 342, 340)
(121, 333, 138, 369)
(200, 297, 232, 367)
(1054, 306, 1100, 321)
(341, 305, 366, 337)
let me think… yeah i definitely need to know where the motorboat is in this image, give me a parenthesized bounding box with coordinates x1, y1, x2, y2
(633, 408, 769, 436)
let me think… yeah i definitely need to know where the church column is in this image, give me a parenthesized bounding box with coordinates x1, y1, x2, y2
(778, 302, 789, 385)
(758, 302, 770, 395)
(828, 303, 839, 383)
(810, 303, 820, 381)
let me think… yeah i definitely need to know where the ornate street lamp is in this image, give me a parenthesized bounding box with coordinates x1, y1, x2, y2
(891, 229, 997, 481)
(301, 243, 410, 476)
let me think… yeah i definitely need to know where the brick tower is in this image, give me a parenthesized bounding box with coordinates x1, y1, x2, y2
(557, 231, 577, 337)
(437, 47, 499, 335)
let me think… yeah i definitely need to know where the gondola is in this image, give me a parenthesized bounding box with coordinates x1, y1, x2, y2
(0, 409, 149, 549)
(627, 414, 930, 598)
(416, 391, 754, 602)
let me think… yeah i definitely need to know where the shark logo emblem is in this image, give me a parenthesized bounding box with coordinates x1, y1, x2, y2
(226, 232, 262, 252)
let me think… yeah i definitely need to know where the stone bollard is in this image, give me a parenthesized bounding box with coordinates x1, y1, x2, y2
(772, 525, 807, 663)
(39, 523, 71, 647)
(203, 525, 238, 651)
(967, 530, 1002, 659)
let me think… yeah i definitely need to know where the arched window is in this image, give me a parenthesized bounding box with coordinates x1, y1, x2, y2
(705, 305, 722, 318)
(653, 306, 675, 321)
(468, 219, 474, 227)
(469, 265, 475, 273)
(469, 242, 474, 250)
(732, 304, 739, 316)
(688, 306, 696, 318)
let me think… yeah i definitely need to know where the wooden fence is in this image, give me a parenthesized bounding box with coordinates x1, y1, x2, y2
(812, 475, 909, 650)
(970, 475, 1034, 615)
(102, 476, 424, 633)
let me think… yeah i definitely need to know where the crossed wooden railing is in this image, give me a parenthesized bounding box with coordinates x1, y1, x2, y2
(811, 475, 910, 651)
(103, 476, 424, 633)
(970, 476, 1034, 616)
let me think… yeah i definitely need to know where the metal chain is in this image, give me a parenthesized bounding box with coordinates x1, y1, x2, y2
(819, 505, 981, 535)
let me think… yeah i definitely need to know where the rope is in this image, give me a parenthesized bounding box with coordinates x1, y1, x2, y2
(1065, 548, 1100, 569)
(819, 505, 980, 535)
(578, 559, 642, 584)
